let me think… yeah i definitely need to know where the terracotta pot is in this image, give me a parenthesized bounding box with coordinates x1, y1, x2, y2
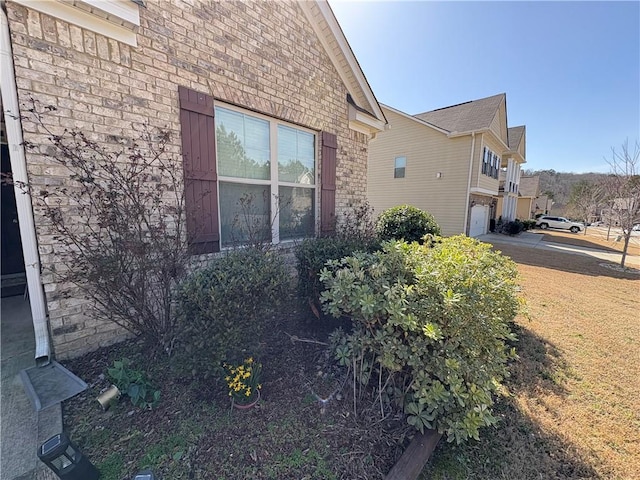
(233, 389, 260, 410)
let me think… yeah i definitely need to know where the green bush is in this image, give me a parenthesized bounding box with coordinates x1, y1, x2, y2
(521, 219, 537, 230)
(376, 205, 441, 243)
(295, 237, 379, 312)
(176, 248, 290, 379)
(319, 236, 521, 443)
(502, 220, 524, 235)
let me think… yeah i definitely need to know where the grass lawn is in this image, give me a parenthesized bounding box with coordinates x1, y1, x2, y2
(422, 234, 640, 479)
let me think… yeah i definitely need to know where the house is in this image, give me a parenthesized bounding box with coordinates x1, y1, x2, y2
(1, 0, 385, 360)
(367, 94, 526, 237)
(498, 174, 540, 220)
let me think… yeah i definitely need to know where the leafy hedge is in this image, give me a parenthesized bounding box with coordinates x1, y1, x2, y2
(319, 236, 521, 443)
(376, 205, 441, 243)
(295, 237, 379, 312)
(176, 249, 290, 378)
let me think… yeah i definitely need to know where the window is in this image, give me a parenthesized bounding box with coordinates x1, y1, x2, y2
(215, 106, 316, 247)
(482, 147, 500, 179)
(394, 156, 406, 178)
(179, 87, 335, 254)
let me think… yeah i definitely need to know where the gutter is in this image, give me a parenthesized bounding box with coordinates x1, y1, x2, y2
(462, 132, 476, 234)
(1, 3, 51, 365)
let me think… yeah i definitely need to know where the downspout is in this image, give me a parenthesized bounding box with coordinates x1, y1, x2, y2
(1, 3, 51, 365)
(462, 132, 476, 234)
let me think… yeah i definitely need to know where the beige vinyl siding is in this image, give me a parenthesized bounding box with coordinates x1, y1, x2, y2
(470, 132, 482, 188)
(517, 133, 526, 158)
(517, 197, 533, 219)
(489, 99, 508, 145)
(475, 133, 502, 192)
(496, 196, 504, 219)
(368, 108, 472, 236)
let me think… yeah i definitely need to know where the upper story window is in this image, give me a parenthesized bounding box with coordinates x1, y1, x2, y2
(482, 147, 499, 179)
(394, 156, 406, 178)
(215, 106, 316, 247)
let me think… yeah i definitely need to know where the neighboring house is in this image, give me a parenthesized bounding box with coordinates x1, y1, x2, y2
(367, 93, 526, 237)
(602, 197, 639, 227)
(498, 174, 541, 220)
(1, 0, 385, 360)
(533, 194, 553, 216)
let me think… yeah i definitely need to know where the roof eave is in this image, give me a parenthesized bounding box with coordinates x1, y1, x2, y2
(381, 103, 450, 135)
(447, 128, 489, 138)
(349, 104, 386, 135)
(300, 1, 387, 127)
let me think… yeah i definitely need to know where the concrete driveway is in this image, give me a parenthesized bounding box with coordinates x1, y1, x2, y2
(477, 232, 640, 270)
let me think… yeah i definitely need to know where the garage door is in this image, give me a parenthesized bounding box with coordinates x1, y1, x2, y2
(469, 205, 489, 237)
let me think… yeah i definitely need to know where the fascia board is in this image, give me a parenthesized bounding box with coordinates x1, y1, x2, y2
(300, 1, 386, 125)
(12, 0, 139, 46)
(381, 103, 450, 135)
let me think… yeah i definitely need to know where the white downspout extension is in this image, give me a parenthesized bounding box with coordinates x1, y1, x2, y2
(1, 5, 51, 365)
(463, 132, 475, 235)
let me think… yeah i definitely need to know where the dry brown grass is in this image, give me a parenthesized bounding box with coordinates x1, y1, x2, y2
(423, 236, 640, 480)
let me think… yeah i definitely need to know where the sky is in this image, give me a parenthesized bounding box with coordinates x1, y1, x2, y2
(329, 1, 640, 174)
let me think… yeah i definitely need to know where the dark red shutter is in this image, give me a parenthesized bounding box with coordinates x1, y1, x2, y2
(320, 131, 337, 236)
(179, 86, 220, 253)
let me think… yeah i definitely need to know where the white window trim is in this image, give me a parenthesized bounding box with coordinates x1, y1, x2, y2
(13, 0, 141, 46)
(214, 103, 317, 247)
(394, 156, 406, 179)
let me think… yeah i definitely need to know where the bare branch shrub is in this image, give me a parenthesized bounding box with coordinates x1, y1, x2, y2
(20, 101, 191, 354)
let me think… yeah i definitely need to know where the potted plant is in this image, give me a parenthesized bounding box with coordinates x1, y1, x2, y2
(223, 357, 262, 409)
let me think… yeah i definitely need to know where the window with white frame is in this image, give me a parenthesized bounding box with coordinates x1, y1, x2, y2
(215, 106, 316, 247)
(394, 156, 406, 178)
(482, 147, 500, 179)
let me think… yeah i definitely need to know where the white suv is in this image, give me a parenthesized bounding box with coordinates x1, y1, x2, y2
(535, 216, 583, 233)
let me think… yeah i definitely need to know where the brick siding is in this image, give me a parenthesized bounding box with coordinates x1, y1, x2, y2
(6, 0, 370, 358)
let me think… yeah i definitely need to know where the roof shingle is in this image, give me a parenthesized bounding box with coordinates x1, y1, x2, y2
(414, 93, 505, 133)
(508, 125, 525, 151)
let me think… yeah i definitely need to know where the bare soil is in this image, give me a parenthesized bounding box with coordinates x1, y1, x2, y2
(62, 309, 411, 480)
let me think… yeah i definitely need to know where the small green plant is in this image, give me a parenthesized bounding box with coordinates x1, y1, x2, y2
(107, 358, 161, 409)
(223, 357, 262, 405)
(376, 205, 441, 243)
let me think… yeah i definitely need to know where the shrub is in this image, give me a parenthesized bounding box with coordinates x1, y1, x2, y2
(18, 101, 190, 355)
(176, 248, 290, 379)
(336, 200, 378, 243)
(319, 236, 521, 443)
(502, 220, 524, 235)
(295, 237, 379, 314)
(376, 205, 441, 243)
(521, 219, 537, 230)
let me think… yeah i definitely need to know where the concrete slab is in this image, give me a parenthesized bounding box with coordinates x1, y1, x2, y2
(477, 232, 545, 246)
(477, 232, 640, 270)
(1, 295, 61, 480)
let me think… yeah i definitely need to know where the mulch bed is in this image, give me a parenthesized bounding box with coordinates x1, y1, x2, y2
(62, 306, 412, 479)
